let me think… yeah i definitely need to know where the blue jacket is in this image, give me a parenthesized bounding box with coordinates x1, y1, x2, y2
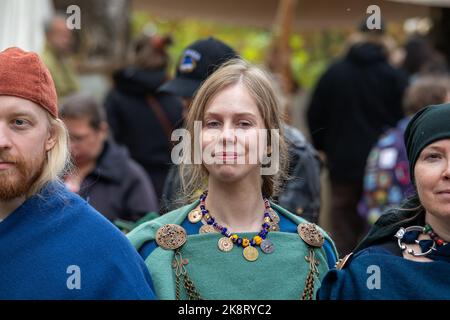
(318, 243, 450, 300)
(0, 182, 155, 299)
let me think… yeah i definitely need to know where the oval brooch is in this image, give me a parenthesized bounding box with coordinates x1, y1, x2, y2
(156, 224, 187, 250)
(297, 223, 324, 248)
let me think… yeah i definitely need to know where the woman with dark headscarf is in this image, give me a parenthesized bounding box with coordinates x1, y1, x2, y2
(319, 103, 450, 300)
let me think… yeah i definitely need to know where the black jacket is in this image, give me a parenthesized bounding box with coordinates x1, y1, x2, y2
(78, 140, 159, 222)
(104, 67, 183, 197)
(307, 42, 408, 182)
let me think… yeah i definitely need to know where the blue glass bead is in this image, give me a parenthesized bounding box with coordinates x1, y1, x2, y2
(264, 213, 270, 217)
(250, 240, 256, 246)
(237, 238, 243, 246)
(207, 218, 215, 225)
(262, 223, 269, 229)
(200, 205, 205, 210)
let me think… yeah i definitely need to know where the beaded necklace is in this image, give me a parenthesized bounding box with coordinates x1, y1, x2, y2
(197, 191, 279, 261)
(423, 223, 448, 247)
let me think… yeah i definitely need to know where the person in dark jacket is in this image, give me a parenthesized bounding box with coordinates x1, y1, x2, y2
(61, 93, 158, 222)
(104, 34, 183, 200)
(307, 28, 409, 255)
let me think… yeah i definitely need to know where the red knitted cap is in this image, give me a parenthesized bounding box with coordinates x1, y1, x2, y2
(0, 47, 58, 118)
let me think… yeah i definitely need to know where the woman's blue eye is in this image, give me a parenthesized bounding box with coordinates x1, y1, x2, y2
(206, 121, 220, 128)
(238, 121, 252, 128)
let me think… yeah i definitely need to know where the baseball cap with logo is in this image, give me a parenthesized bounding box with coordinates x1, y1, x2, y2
(159, 37, 237, 98)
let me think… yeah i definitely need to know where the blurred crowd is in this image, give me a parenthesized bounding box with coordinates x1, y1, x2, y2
(42, 13, 450, 257)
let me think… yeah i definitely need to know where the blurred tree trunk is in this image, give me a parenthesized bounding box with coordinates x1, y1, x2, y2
(267, 0, 297, 92)
(53, 0, 131, 73)
(266, 0, 298, 123)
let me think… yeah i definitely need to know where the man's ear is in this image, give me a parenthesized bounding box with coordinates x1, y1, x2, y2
(45, 125, 58, 152)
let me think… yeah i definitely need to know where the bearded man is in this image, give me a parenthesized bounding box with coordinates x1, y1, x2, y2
(0, 47, 154, 299)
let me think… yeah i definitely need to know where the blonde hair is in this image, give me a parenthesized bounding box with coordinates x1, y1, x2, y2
(179, 59, 289, 204)
(27, 114, 71, 197)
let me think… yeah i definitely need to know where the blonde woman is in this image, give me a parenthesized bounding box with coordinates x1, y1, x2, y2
(128, 59, 337, 300)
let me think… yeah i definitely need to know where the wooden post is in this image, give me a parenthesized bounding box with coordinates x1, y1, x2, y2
(266, 0, 298, 121)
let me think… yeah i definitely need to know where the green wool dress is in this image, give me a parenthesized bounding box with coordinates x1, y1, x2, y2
(127, 200, 337, 300)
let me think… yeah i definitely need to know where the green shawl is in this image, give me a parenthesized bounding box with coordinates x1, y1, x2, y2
(128, 201, 337, 300)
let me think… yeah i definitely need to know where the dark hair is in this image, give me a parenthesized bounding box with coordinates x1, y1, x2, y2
(401, 36, 432, 76)
(60, 93, 105, 129)
(133, 34, 172, 70)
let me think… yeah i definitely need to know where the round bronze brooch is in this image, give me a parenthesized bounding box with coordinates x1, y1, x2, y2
(156, 224, 187, 250)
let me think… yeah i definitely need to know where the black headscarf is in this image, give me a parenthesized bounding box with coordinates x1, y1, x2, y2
(355, 103, 450, 253)
(404, 103, 450, 184)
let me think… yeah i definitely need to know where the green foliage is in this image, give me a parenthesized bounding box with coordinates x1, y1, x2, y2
(130, 11, 348, 89)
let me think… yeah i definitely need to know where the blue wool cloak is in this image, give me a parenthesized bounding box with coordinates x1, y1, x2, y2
(318, 245, 450, 300)
(0, 182, 155, 299)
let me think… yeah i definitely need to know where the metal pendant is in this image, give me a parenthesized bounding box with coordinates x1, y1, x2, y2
(297, 223, 324, 248)
(260, 239, 275, 254)
(188, 209, 202, 223)
(268, 222, 280, 232)
(268, 209, 280, 224)
(243, 246, 259, 261)
(156, 224, 187, 250)
(199, 224, 216, 234)
(218, 237, 234, 252)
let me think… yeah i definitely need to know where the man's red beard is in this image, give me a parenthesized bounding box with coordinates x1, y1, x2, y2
(0, 151, 45, 201)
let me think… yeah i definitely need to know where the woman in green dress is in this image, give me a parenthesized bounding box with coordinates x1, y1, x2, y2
(128, 58, 337, 300)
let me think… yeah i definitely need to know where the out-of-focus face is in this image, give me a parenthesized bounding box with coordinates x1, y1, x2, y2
(47, 18, 73, 55)
(414, 139, 450, 220)
(63, 118, 106, 167)
(201, 83, 267, 184)
(0, 96, 56, 201)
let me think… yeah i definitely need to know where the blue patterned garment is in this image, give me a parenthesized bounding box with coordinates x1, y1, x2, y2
(358, 117, 415, 225)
